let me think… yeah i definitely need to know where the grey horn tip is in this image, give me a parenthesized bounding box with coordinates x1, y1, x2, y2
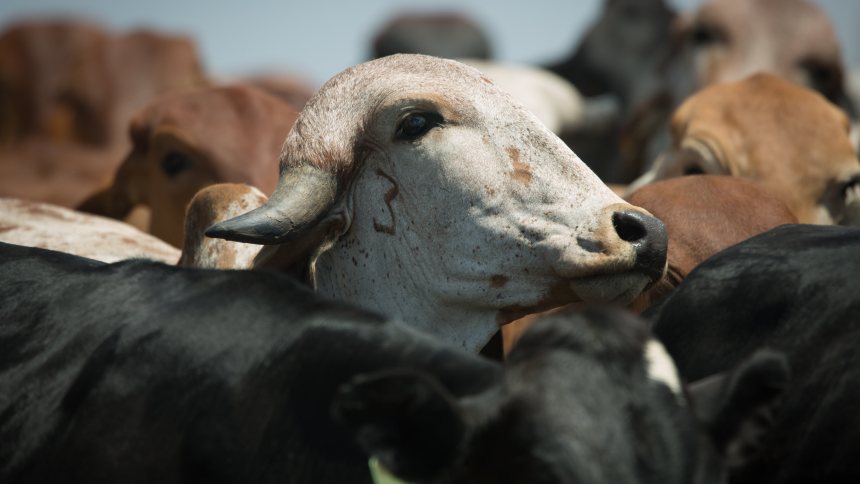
(203, 210, 286, 245)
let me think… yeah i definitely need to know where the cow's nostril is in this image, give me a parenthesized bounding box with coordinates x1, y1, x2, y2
(611, 209, 668, 282)
(613, 212, 648, 242)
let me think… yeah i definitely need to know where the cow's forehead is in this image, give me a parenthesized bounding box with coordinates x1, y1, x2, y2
(299, 54, 501, 125)
(698, 0, 837, 47)
(280, 54, 528, 172)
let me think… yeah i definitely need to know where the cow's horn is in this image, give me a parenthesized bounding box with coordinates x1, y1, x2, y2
(205, 164, 338, 244)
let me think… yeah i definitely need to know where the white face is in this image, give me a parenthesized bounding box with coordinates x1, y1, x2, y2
(309, 57, 662, 335)
(227, 55, 667, 351)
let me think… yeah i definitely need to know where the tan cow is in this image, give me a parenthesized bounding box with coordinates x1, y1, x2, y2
(674, 0, 850, 111)
(177, 183, 268, 269)
(502, 175, 799, 354)
(635, 74, 860, 225)
(207, 54, 668, 353)
(79, 84, 298, 247)
(624, 0, 854, 181)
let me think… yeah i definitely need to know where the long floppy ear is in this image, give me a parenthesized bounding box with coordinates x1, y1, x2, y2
(687, 350, 790, 470)
(332, 369, 467, 482)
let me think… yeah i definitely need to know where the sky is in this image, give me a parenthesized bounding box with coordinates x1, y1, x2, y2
(1, 0, 858, 87)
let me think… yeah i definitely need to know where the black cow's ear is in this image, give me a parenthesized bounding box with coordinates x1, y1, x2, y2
(332, 369, 467, 481)
(687, 350, 790, 470)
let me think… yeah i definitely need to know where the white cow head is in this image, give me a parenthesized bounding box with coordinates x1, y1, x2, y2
(208, 55, 667, 351)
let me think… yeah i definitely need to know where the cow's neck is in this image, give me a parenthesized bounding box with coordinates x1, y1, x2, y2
(312, 226, 499, 354)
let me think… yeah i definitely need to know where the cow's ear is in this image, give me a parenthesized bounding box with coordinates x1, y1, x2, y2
(687, 350, 790, 470)
(333, 369, 466, 481)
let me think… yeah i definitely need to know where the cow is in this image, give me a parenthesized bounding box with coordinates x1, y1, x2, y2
(243, 72, 316, 111)
(370, 12, 492, 60)
(0, 197, 179, 263)
(0, 19, 206, 148)
(546, 0, 676, 112)
(177, 183, 268, 269)
(632, 74, 860, 225)
(646, 224, 860, 483)
(459, 59, 585, 137)
(0, 139, 124, 208)
(625, 175, 798, 309)
(545, 0, 677, 183)
(79, 84, 297, 247)
(205, 54, 669, 353)
(623, 0, 854, 176)
(0, 245, 789, 483)
(501, 175, 797, 353)
(0, 20, 112, 147)
(671, 0, 852, 115)
(0, 20, 208, 212)
(0, 184, 266, 268)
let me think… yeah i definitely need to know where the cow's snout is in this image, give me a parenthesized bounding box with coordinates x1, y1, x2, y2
(612, 209, 667, 281)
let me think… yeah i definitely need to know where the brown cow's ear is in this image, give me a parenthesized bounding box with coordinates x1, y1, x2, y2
(333, 369, 467, 482)
(687, 350, 789, 471)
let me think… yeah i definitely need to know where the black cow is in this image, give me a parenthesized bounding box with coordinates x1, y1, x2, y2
(0, 243, 496, 483)
(0, 243, 785, 483)
(545, 0, 677, 183)
(647, 224, 860, 484)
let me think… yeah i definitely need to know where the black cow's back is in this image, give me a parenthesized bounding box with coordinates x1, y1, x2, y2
(0, 243, 499, 483)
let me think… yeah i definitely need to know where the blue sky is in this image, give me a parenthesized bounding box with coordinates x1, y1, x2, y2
(1, 0, 858, 86)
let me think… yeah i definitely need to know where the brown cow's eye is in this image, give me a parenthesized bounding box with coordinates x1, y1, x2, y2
(683, 165, 705, 175)
(161, 151, 194, 178)
(396, 112, 443, 141)
(689, 24, 724, 47)
(800, 59, 838, 93)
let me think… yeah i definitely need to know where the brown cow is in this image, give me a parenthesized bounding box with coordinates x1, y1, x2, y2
(624, 176, 798, 310)
(79, 84, 297, 247)
(0, 139, 124, 208)
(0, 20, 112, 146)
(635, 74, 860, 225)
(0, 19, 206, 148)
(243, 73, 315, 112)
(502, 175, 798, 354)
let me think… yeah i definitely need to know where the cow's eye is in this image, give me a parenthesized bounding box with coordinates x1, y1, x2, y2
(801, 59, 838, 92)
(683, 165, 705, 175)
(161, 151, 194, 178)
(689, 23, 724, 47)
(396, 112, 443, 141)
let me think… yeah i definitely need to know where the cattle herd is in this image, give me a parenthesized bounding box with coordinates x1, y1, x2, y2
(0, 1, 858, 483)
